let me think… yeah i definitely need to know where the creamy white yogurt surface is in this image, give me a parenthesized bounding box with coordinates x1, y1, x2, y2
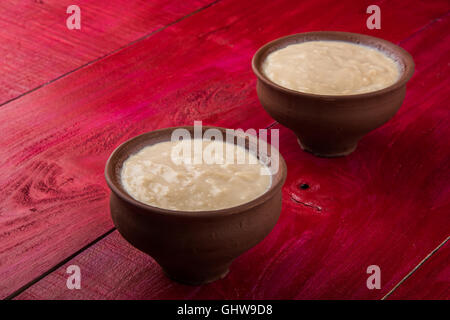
(262, 40, 400, 95)
(121, 139, 271, 211)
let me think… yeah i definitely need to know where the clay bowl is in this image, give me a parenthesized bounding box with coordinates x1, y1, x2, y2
(105, 126, 287, 285)
(252, 31, 415, 157)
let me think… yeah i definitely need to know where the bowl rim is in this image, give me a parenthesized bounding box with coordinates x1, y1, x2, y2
(105, 126, 287, 218)
(252, 31, 415, 100)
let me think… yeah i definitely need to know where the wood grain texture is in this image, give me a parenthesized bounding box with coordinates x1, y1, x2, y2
(6, 0, 449, 299)
(387, 238, 449, 300)
(0, 0, 212, 104)
(16, 121, 450, 300)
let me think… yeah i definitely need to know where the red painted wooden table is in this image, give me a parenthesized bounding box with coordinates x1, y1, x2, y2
(0, 0, 449, 300)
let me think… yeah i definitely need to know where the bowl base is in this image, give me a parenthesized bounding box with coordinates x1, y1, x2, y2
(162, 267, 230, 286)
(297, 138, 357, 158)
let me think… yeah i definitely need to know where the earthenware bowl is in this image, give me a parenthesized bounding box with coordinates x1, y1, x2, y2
(252, 31, 415, 157)
(105, 126, 287, 285)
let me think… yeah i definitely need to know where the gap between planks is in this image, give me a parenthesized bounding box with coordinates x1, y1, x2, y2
(381, 236, 450, 300)
(378, 10, 450, 299)
(4, 227, 116, 300)
(398, 10, 450, 46)
(5, 123, 448, 299)
(4, 3, 448, 300)
(0, 0, 222, 109)
(4, 119, 278, 300)
(2, 0, 222, 300)
(6, 121, 447, 299)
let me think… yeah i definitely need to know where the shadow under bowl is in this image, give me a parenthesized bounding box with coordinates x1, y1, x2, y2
(105, 126, 287, 285)
(252, 31, 415, 157)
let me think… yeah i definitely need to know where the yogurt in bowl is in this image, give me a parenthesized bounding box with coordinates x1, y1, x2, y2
(262, 40, 400, 95)
(252, 31, 415, 157)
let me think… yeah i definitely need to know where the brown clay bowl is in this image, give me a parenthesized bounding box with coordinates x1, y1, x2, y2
(252, 31, 415, 157)
(105, 126, 287, 285)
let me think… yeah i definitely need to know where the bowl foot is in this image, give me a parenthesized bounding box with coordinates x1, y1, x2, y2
(297, 138, 357, 158)
(161, 264, 230, 285)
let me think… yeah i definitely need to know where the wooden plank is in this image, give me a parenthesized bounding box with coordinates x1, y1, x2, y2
(385, 238, 449, 299)
(0, 0, 213, 104)
(9, 1, 450, 299)
(16, 119, 449, 299)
